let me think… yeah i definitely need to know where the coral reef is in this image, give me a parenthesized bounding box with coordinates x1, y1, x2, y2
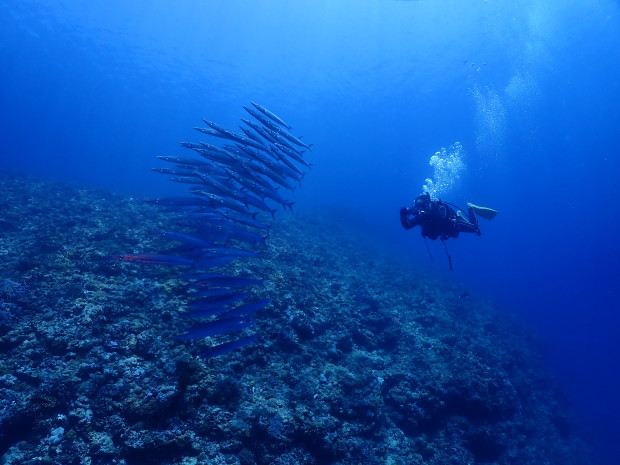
(0, 173, 593, 464)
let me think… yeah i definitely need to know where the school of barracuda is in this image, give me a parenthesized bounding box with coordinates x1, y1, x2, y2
(111, 102, 312, 358)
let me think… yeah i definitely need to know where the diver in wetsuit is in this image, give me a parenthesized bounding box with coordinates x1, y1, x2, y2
(400, 192, 482, 240)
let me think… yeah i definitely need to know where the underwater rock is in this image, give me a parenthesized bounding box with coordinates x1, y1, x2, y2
(0, 174, 595, 465)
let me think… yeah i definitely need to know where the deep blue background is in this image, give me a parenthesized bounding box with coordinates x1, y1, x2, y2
(1, 0, 619, 462)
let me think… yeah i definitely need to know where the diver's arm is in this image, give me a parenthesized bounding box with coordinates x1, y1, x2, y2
(400, 207, 418, 230)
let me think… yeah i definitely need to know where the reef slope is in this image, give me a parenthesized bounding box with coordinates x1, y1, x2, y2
(0, 173, 592, 464)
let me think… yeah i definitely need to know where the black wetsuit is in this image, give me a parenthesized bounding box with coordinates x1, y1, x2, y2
(400, 198, 480, 240)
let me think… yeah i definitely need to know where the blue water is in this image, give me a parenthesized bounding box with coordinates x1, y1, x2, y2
(1, 0, 619, 462)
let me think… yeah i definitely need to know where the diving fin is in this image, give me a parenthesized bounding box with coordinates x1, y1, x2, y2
(466, 203, 498, 220)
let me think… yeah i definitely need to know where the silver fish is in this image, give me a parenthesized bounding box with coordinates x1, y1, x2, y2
(250, 102, 292, 129)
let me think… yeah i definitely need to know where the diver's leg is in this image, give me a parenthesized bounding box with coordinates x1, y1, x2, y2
(468, 207, 481, 236)
(454, 208, 480, 235)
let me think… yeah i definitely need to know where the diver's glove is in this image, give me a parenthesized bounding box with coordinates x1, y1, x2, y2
(400, 207, 409, 228)
(400, 207, 418, 230)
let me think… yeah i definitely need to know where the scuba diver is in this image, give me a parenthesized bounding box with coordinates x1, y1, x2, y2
(400, 192, 497, 268)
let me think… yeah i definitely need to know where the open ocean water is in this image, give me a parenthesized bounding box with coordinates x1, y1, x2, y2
(1, 1, 619, 464)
